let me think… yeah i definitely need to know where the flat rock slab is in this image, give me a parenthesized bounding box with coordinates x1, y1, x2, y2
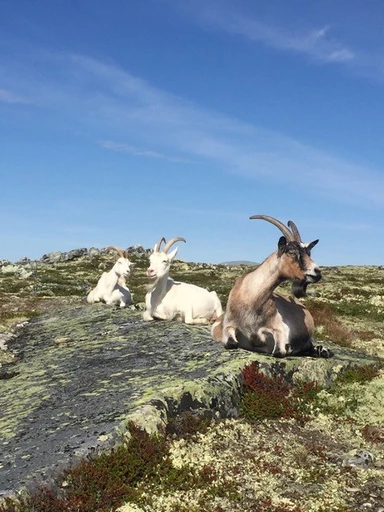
(0, 303, 379, 496)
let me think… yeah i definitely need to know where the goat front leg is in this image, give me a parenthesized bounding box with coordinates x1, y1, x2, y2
(143, 308, 170, 321)
(142, 310, 155, 321)
(222, 324, 239, 349)
(184, 310, 210, 325)
(185, 317, 210, 325)
(300, 336, 334, 358)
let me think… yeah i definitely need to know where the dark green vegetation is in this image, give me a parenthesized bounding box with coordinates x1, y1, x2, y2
(1, 362, 383, 512)
(1, 253, 384, 358)
(240, 362, 321, 423)
(0, 252, 243, 333)
(1, 250, 384, 511)
(0, 418, 234, 512)
(241, 360, 383, 423)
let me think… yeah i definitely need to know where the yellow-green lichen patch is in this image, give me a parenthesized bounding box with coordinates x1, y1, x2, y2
(2, 254, 384, 505)
(0, 364, 51, 439)
(2, 361, 384, 512)
(131, 409, 383, 511)
(313, 369, 384, 426)
(111, 362, 384, 512)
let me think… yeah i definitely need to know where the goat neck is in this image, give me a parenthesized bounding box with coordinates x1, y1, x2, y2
(242, 252, 285, 307)
(146, 268, 170, 298)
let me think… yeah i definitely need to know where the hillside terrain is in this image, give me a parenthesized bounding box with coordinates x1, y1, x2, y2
(1, 247, 384, 511)
(1, 247, 384, 360)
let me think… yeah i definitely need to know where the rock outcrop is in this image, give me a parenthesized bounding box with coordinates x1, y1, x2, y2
(1, 302, 380, 496)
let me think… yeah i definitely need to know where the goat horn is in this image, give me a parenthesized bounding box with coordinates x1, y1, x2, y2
(287, 220, 303, 243)
(249, 215, 294, 241)
(107, 246, 125, 258)
(163, 237, 186, 253)
(155, 237, 166, 252)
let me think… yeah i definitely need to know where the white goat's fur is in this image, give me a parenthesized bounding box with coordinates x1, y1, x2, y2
(211, 215, 332, 358)
(87, 247, 133, 308)
(143, 237, 223, 325)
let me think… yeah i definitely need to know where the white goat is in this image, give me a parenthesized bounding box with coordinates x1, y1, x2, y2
(211, 215, 333, 358)
(143, 237, 223, 325)
(87, 246, 133, 308)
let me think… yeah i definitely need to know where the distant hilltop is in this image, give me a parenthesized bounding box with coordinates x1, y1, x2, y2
(221, 260, 258, 266)
(1, 247, 259, 267)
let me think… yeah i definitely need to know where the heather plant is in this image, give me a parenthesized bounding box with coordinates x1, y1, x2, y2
(2, 366, 383, 512)
(0, 422, 236, 512)
(305, 300, 353, 347)
(2, 253, 384, 511)
(240, 362, 321, 424)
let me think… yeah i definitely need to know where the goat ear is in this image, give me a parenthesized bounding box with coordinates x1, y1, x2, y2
(305, 239, 319, 252)
(168, 247, 178, 261)
(278, 236, 287, 252)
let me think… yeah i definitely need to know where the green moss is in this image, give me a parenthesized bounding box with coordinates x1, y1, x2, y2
(2, 258, 384, 511)
(336, 363, 382, 385)
(2, 362, 384, 512)
(334, 300, 384, 321)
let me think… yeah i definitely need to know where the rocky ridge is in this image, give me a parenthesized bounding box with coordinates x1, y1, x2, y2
(1, 247, 384, 502)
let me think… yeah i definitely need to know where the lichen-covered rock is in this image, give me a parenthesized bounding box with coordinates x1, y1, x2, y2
(1, 249, 384, 503)
(0, 300, 379, 497)
(0, 264, 33, 278)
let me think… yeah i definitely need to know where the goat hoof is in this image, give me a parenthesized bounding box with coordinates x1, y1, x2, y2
(314, 345, 334, 358)
(224, 337, 239, 350)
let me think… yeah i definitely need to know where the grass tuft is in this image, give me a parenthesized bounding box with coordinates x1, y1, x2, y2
(306, 300, 353, 347)
(336, 363, 382, 385)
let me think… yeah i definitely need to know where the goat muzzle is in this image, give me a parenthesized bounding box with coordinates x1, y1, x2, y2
(306, 267, 322, 283)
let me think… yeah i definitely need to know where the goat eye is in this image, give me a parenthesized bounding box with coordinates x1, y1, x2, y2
(162, 260, 168, 264)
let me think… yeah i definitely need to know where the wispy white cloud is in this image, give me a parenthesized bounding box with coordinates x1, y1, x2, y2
(0, 88, 32, 104)
(204, 11, 355, 64)
(2, 51, 384, 209)
(100, 140, 191, 163)
(175, 1, 356, 65)
(177, 1, 384, 85)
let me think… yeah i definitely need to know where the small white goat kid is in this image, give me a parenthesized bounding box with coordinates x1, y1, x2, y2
(143, 237, 223, 325)
(87, 246, 133, 308)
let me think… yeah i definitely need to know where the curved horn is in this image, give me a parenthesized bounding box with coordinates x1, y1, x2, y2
(249, 215, 294, 241)
(163, 237, 186, 253)
(155, 237, 166, 252)
(287, 220, 302, 243)
(107, 246, 125, 258)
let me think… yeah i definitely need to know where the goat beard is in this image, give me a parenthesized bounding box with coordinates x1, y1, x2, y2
(291, 279, 308, 299)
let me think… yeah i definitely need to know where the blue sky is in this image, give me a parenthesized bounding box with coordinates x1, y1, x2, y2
(1, 0, 384, 265)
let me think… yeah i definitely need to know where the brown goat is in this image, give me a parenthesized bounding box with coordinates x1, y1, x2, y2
(211, 215, 333, 358)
